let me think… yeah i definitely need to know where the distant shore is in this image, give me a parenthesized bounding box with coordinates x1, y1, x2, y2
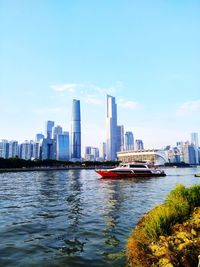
(0, 166, 97, 173)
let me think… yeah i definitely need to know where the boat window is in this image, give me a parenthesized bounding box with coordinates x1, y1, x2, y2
(133, 170, 152, 174)
(130, 164, 146, 168)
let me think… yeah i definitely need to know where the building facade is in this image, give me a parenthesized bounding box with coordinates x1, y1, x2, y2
(53, 125, 63, 139)
(135, 139, 144, 150)
(0, 140, 9, 159)
(8, 140, 18, 158)
(125, 131, 134, 151)
(56, 132, 69, 161)
(191, 132, 199, 164)
(99, 142, 106, 161)
(117, 125, 124, 152)
(106, 95, 117, 160)
(46, 120, 55, 139)
(71, 99, 81, 160)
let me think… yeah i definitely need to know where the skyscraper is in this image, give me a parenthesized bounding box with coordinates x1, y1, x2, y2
(71, 99, 81, 160)
(106, 95, 117, 160)
(8, 140, 18, 158)
(36, 133, 44, 142)
(46, 120, 55, 139)
(191, 132, 199, 164)
(56, 132, 69, 161)
(53, 125, 63, 139)
(125, 131, 134, 151)
(0, 140, 9, 159)
(117, 125, 124, 152)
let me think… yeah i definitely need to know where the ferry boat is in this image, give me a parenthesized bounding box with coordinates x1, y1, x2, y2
(95, 161, 166, 178)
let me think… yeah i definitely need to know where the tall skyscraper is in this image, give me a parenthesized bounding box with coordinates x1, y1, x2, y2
(71, 99, 81, 160)
(191, 132, 199, 147)
(46, 120, 55, 139)
(125, 131, 134, 151)
(191, 132, 199, 164)
(106, 95, 117, 160)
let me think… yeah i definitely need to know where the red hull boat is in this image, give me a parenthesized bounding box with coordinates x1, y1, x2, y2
(95, 161, 166, 178)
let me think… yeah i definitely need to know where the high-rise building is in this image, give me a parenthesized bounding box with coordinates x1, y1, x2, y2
(56, 132, 69, 161)
(32, 142, 40, 159)
(117, 125, 124, 152)
(191, 132, 199, 164)
(191, 133, 199, 147)
(135, 139, 144, 151)
(20, 141, 32, 160)
(36, 133, 44, 142)
(99, 142, 106, 161)
(8, 140, 18, 158)
(0, 140, 9, 159)
(106, 95, 117, 160)
(183, 142, 196, 164)
(125, 131, 134, 151)
(46, 120, 55, 139)
(53, 125, 63, 139)
(84, 146, 99, 161)
(71, 99, 81, 160)
(41, 138, 56, 160)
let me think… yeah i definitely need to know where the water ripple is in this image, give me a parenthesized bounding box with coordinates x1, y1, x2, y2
(0, 168, 199, 266)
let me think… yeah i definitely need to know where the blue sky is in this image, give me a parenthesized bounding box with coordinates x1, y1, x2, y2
(0, 0, 200, 149)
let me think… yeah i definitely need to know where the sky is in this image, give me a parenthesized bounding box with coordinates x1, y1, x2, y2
(0, 0, 200, 151)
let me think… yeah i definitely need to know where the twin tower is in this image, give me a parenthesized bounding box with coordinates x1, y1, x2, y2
(71, 95, 117, 161)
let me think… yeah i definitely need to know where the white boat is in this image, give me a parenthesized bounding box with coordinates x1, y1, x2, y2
(95, 161, 166, 178)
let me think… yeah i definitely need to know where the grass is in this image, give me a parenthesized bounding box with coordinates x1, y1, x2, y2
(126, 184, 200, 267)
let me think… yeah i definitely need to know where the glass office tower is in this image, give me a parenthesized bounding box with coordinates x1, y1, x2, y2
(56, 132, 69, 161)
(125, 131, 134, 151)
(71, 99, 81, 160)
(106, 95, 117, 160)
(46, 120, 55, 139)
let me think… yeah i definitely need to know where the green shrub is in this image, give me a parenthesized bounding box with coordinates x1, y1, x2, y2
(143, 184, 200, 241)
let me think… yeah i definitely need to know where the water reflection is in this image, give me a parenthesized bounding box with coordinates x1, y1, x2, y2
(0, 168, 199, 267)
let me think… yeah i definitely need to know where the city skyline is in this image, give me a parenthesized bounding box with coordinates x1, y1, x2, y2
(0, 1, 200, 149)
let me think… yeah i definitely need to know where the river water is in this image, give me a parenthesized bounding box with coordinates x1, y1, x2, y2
(0, 167, 199, 267)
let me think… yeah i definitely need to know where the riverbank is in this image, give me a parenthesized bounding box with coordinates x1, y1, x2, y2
(0, 166, 97, 173)
(126, 184, 200, 267)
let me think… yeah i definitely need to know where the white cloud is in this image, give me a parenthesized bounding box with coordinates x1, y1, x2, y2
(176, 99, 200, 116)
(50, 82, 122, 96)
(118, 98, 139, 109)
(85, 95, 103, 105)
(50, 83, 81, 92)
(32, 107, 64, 114)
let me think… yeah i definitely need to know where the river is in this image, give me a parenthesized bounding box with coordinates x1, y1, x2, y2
(0, 167, 199, 267)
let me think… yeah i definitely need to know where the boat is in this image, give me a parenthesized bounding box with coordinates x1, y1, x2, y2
(95, 161, 166, 178)
(195, 173, 200, 177)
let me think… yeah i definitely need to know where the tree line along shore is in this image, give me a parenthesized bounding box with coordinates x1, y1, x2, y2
(0, 157, 192, 172)
(0, 157, 120, 172)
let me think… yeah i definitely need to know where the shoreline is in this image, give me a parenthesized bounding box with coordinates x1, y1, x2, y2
(0, 166, 96, 173)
